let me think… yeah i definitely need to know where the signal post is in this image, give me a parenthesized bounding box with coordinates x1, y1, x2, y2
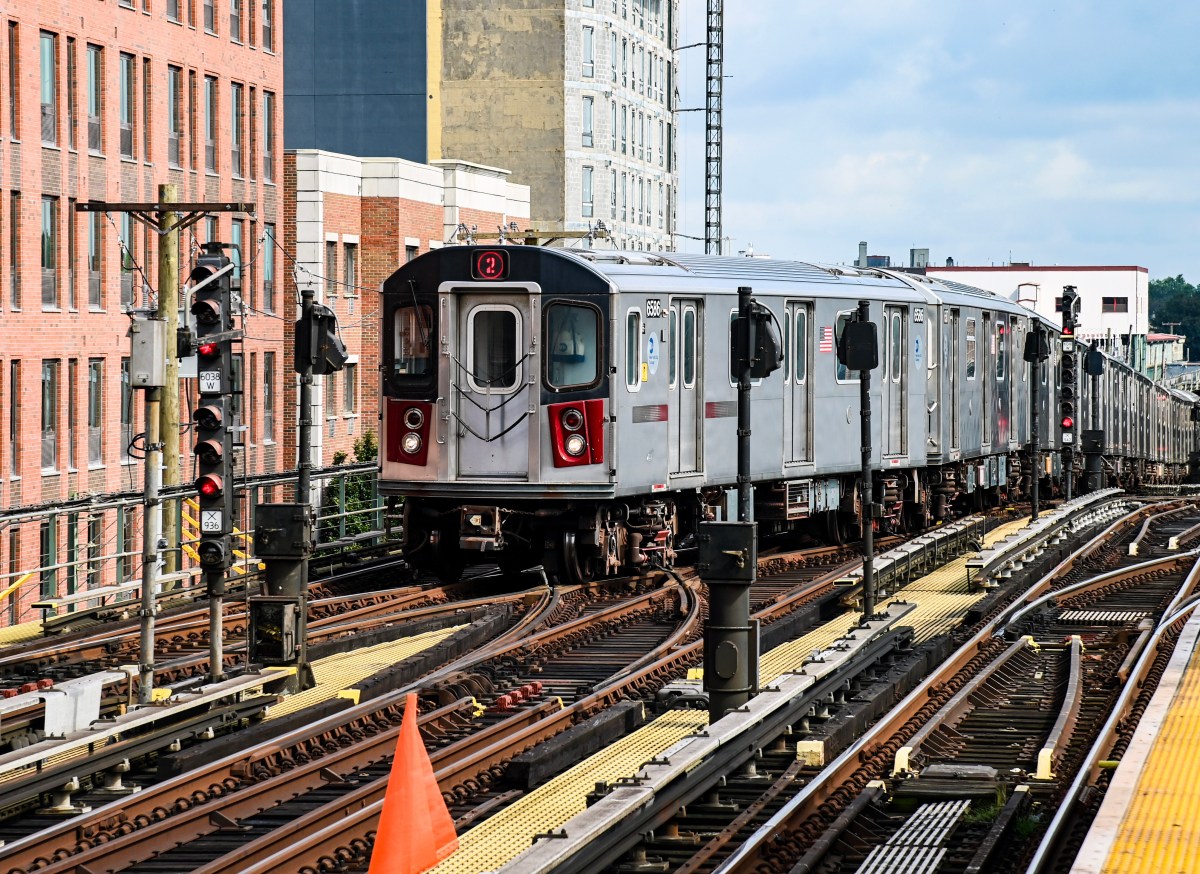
(1059, 287, 1080, 500)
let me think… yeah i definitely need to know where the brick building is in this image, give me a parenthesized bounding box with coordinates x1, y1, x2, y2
(283, 149, 530, 476)
(0, 1, 283, 623)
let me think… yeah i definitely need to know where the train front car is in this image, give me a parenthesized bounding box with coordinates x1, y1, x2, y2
(380, 246, 616, 583)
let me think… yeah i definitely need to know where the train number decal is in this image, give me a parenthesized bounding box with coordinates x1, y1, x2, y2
(646, 298, 664, 318)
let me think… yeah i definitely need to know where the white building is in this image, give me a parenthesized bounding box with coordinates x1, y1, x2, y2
(927, 264, 1149, 363)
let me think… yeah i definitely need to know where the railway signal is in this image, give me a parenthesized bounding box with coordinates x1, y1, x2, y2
(1060, 286, 1080, 498)
(189, 246, 235, 581)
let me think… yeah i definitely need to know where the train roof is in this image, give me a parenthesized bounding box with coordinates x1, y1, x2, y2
(568, 249, 1029, 312)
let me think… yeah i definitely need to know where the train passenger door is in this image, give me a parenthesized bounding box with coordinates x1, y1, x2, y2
(451, 291, 535, 479)
(783, 302, 812, 463)
(669, 299, 703, 475)
(925, 309, 941, 453)
(884, 305, 907, 456)
(982, 312, 993, 445)
(949, 310, 960, 452)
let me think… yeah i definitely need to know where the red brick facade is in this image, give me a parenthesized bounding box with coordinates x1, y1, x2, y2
(0, 2, 283, 623)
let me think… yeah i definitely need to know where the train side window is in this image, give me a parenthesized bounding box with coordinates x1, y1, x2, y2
(794, 308, 808, 383)
(467, 305, 520, 391)
(683, 307, 696, 388)
(965, 318, 977, 380)
(545, 302, 600, 391)
(626, 310, 642, 390)
(393, 303, 434, 376)
(669, 306, 678, 387)
(890, 314, 902, 383)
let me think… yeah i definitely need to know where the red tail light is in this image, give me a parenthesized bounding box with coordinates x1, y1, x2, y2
(549, 399, 605, 467)
(386, 399, 433, 466)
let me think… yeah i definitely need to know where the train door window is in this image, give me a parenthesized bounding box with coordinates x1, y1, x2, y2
(393, 303, 433, 376)
(467, 305, 521, 391)
(834, 310, 859, 383)
(926, 317, 936, 375)
(965, 318, 977, 380)
(890, 313, 902, 383)
(996, 323, 1006, 380)
(545, 302, 600, 390)
(668, 305, 678, 388)
(794, 307, 808, 383)
(683, 306, 696, 388)
(626, 310, 642, 390)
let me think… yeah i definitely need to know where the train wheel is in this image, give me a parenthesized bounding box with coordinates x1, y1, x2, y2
(429, 523, 464, 585)
(824, 511, 844, 546)
(560, 530, 598, 585)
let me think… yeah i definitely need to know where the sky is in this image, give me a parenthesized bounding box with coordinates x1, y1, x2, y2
(673, 1, 1200, 281)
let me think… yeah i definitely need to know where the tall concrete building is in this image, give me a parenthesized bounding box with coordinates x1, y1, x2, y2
(285, 0, 679, 251)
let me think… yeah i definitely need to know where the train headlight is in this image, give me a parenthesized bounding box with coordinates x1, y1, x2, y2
(402, 432, 423, 455)
(565, 433, 587, 457)
(561, 407, 585, 432)
(403, 407, 425, 430)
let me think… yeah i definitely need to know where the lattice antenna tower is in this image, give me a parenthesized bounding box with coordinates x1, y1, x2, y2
(704, 0, 723, 255)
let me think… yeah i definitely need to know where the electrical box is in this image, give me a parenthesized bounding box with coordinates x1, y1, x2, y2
(128, 317, 167, 388)
(254, 503, 314, 558)
(697, 521, 757, 582)
(248, 596, 299, 665)
(1081, 430, 1105, 453)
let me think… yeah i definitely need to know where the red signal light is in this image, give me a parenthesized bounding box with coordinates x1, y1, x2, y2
(196, 473, 223, 497)
(198, 341, 219, 357)
(1061, 416, 1074, 430)
(1062, 324, 1074, 337)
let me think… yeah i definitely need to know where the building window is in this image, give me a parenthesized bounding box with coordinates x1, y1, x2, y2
(168, 66, 183, 166)
(262, 351, 274, 441)
(88, 211, 103, 309)
(205, 215, 217, 244)
(204, 75, 217, 171)
(40, 32, 58, 145)
(119, 53, 135, 158)
(42, 196, 59, 309)
(9, 24, 20, 139)
(582, 166, 594, 218)
(262, 90, 275, 181)
(188, 70, 198, 169)
(344, 242, 358, 294)
(10, 191, 21, 310)
(120, 213, 135, 308)
(66, 37, 77, 149)
(343, 363, 357, 414)
(86, 515, 101, 589)
(41, 360, 59, 471)
(66, 359, 77, 471)
(67, 198, 78, 310)
(120, 357, 133, 460)
(9, 361, 20, 476)
(231, 218, 243, 289)
(582, 26, 594, 78)
(86, 45, 102, 152)
(325, 241, 337, 295)
(204, 0, 216, 33)
(168, 0, 181, 22)
(582, 96, 593, 147)
(621, 172, 627, 221)
(324, 371, 337, 420)
(1102, 296, 1129, 313)
(88, 358, 103, 465)
(230, 82, 244, 176)
(263, 223, 276, 312)
(40, 519, 56, 600)
(142, 57, 152, 161)
(261, 0, 274, 51)
(610, 32, 617, 82)
(406, 244, 419, 263)
(248, 85, 257, 180)
(230, 0, 243, 41)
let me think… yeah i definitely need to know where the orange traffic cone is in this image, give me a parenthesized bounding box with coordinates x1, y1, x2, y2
(368, 692, 459, 874)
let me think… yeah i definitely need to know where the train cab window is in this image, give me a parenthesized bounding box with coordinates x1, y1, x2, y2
(393, 303, 434, 376)
(545, 302, 601, 390)
(467, 306, 521, 391)
(965, 318, 977, 380)
(626, 310, 642, 390)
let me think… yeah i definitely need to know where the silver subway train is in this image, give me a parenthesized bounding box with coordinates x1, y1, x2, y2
(379, 246, 1197, 583)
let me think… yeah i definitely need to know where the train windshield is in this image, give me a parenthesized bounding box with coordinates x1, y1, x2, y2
(546, 302, 600, 390)
(393, 304, 434, 376)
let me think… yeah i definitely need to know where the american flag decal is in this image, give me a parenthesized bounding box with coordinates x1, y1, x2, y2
(818, 326, 834, 353)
